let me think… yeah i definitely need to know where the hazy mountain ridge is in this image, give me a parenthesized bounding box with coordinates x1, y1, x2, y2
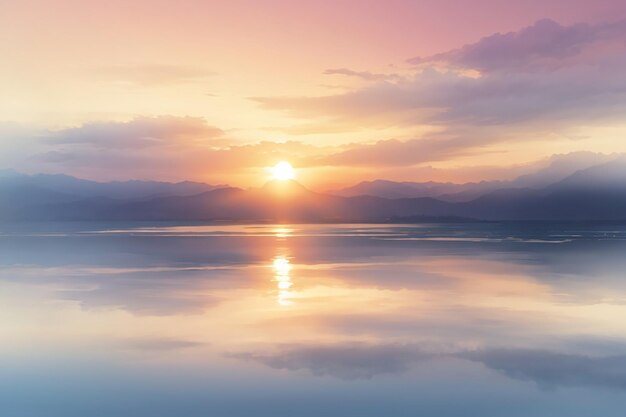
(331, 152, 621, 201)
(328, 179, 498, 201)
(0, 171, 225, 200)
(1, 155, 625, 222)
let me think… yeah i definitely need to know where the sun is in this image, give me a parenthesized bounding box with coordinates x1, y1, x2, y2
(271, 161, 295, 181)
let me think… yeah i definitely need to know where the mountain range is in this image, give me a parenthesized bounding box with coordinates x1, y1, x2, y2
(329, 152, 617, 201)
(1, 154, 625, 222)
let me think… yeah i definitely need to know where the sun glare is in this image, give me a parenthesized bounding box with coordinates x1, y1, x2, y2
(271, 161, 295, 181)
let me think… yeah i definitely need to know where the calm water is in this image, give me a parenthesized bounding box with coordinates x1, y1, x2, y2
(1, 222, 626, 416)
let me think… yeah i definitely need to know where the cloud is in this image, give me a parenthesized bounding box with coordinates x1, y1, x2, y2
(315, 133, 495, 167)
(0, 113, 620, 183)
(228, 343, 432, 380)
(252, 80, 430, 122)
(1, 117, 326, 181)
(253, 18, 626, 158)
(120, 337, 206, 351)
(93, 64, 215, 87)
(36, 150, 79, 163)
(6, 20, 626, 180)
(408, 18, 626, 73)
(48, 116, 224, 149)
(314, 136, 622, 170)
(256, 57, 626, 127)
(324, 68, 402, 82)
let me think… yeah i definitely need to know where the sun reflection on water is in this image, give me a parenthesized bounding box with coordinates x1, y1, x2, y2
(272, 256, 294, 306)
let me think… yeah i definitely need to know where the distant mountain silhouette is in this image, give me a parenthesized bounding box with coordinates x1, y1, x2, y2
(439, 157, 626, 220)
(330, 152, 619, 202)
(0, 171, 224, 200)
(331, 179, 503, 202)
(98, 180, 452, 222)
(547, 156, 626, 192)
(1, 156, 625, 222)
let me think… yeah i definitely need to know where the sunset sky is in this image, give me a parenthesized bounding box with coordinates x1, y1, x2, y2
(2, 0, 626, 189)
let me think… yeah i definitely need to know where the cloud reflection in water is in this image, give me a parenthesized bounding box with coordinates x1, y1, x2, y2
(3, 223, 626, 417)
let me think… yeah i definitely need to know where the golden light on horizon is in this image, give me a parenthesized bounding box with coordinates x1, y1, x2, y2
(273, 226, 293, 238)
(271, 161, 296, 181)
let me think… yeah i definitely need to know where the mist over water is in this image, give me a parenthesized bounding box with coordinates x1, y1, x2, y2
(2, 222, 626, 416)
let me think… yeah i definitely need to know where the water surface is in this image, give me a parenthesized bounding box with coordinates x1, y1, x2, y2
(1, 222, 626, 416)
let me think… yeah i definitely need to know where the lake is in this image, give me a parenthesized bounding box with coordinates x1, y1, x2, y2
(1, 222, 626, 416)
